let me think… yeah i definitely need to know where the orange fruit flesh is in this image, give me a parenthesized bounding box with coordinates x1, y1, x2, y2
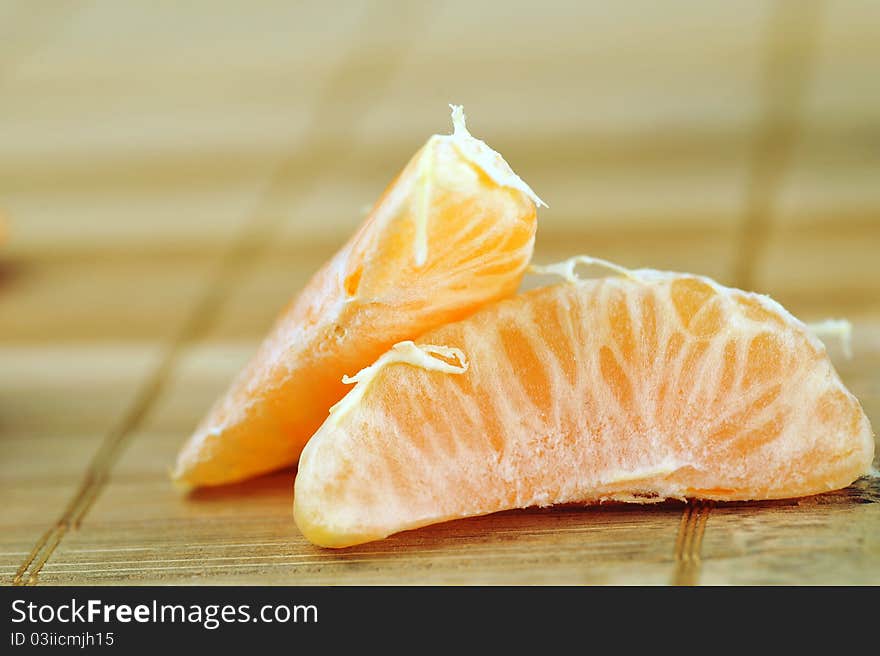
(294, 265, 875, 547)
(173, 107, 542, 487)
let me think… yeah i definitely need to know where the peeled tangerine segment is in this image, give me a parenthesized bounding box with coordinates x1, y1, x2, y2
(172, 106, 541, 487)
(294, 261, 875, 547)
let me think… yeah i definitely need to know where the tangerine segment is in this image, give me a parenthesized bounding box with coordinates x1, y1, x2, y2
(174, 107, 542, 487)
(294, 267, 874, 547)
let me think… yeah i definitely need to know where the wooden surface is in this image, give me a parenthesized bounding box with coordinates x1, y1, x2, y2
(1, 0, 878, 585)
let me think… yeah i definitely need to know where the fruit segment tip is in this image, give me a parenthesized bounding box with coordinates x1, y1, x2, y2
(446, 103, 547, 209)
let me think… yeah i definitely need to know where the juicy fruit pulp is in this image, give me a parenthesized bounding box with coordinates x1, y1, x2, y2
(174, 107, 543, 487)
(294, 263, 874, 547)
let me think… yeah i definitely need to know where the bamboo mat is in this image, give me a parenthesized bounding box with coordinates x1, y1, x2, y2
(1, 0, 878, 585)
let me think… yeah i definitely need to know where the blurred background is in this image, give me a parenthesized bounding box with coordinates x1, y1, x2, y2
(1, 0, 878, 584)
